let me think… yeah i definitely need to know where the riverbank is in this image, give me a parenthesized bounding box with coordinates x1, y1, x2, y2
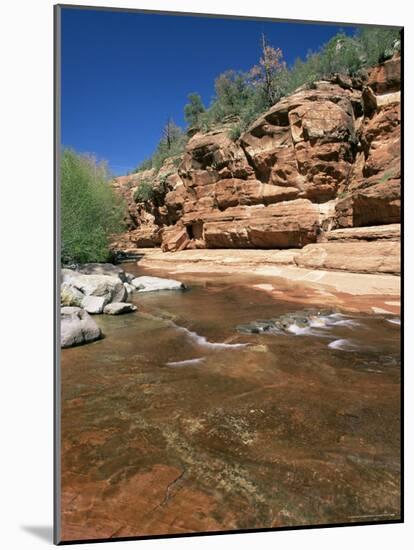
(128, 248, 401, 315)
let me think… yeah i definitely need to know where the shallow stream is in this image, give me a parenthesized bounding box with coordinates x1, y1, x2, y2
(60, 265, 401, 540)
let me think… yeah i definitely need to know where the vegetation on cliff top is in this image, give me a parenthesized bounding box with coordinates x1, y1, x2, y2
(134, 118, 187, 173)
(133, 26, 400, 174)
(61, 149, 126, 264)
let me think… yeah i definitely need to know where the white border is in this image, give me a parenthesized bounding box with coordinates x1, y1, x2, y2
(1, 1, 411, 548)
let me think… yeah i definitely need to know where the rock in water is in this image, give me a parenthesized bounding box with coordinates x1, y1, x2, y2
(81, 295, 108, 314)
(236, 309, 336, 335)
(60, 282, 84, 307)
(103, 302, 137, 315)
(123, 282, 135, 296)
(61, 307, 101, 348)
(62, 269, 127, 303)
(131, 276, 186, 292)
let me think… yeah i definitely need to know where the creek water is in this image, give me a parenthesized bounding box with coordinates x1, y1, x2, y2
(60, 265, 401, 540)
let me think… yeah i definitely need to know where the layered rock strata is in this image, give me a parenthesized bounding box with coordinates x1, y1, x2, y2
(112, 55, 401, 266)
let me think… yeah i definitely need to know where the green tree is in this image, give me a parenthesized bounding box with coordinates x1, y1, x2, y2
(61, 149, 125, 264)
(184, 93, 205, 127)
(316, 33, 363, 77)
(357, 27, 401, 66)
(212, 70, 252, 118)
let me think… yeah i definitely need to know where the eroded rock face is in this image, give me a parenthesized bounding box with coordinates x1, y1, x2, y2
(367, 56, 401, 94)
(111, 56, 401, 256)
(160, 225, 190, 252)
(335, 179, 401, 228)
(334, 95, 401, 228)
(180, 128, 255, 181)
(202, 200, 320, 249)
(240, 82, 358, 203)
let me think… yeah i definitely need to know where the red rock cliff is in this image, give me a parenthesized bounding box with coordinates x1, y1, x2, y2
(111, 55, 401, 258)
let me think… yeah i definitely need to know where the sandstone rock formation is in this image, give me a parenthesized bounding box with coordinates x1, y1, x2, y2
(294, 241, 400, 275)
(111, 55, 401, 261)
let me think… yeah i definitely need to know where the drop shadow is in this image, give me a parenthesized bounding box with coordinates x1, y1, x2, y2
(21, 525, 53, 543)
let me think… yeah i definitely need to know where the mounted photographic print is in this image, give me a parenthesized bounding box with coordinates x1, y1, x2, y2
(54, 4, 403, 544)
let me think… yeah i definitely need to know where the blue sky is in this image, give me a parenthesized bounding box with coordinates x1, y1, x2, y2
(61, 8, 358, 175)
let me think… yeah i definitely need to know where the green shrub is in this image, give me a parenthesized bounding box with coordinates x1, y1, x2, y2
(357, 27, 401, 66)
(184, 93, 205, 127)
(314, 33, 363, 78)
(228, 124, 242, 141)
(133, 180, 155, 202)
(61, 149, 125, 264)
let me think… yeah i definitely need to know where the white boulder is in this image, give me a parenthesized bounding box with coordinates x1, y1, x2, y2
(131, 276, 186, 293)
(81, 295, 108, 314)
(62, 269, 127, 303)
(61, 282, 84, 307)
(61, 307, 101, 348)
(103, 302, 137, 315)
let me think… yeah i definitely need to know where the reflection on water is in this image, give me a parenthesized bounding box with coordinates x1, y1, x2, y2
(60, 266, 401, 541)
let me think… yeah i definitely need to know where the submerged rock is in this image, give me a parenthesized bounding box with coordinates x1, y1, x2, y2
(61, 307, 101, 348)
(131, 275, 186, 292)
(103, 302, 137, 315)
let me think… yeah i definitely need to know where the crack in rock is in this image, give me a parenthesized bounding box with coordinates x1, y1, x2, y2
(151, 469, 186, 512)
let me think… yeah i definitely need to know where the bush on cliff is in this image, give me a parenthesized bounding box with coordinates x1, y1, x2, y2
(134, 119, 187, 173)
(61, 149, 125, 264)
(133, 180, 155, 202)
